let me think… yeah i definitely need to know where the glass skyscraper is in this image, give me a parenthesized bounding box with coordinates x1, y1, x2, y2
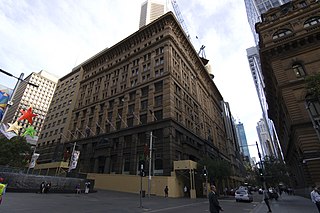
(236, 122, 251, 158)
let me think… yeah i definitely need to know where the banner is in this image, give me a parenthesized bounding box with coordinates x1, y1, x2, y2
(29, 153, 40, 168)
(68, 150, 80, 172)
(0, 84, 13, 121)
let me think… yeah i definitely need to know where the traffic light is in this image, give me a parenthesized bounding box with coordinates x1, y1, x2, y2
(139, 159, 145, 177)
(258, 168, 264, 182)
(203, 167, 207, 177)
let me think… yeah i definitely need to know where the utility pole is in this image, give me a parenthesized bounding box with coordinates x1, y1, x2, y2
(148, 131, 153, 198)
(256, 141, 266, 189)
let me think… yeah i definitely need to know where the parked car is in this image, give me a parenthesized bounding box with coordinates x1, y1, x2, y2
(235, 189, 253, 202)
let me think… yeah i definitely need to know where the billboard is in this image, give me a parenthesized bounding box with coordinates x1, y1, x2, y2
(0, 84, 13, 120)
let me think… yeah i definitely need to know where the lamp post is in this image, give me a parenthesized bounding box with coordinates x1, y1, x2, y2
(0, 69, 39, 123)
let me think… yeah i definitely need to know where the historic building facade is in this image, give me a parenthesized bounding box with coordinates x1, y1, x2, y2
(37, 70, 82, 163)
(256, 0, 320, 188)
(37, 12, 244, 187)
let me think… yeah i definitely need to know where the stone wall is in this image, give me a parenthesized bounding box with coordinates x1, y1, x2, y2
(0, 172, 93, 193)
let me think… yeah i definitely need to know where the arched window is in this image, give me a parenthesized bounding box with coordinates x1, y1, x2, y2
(272, 29, 292, 39)
(304, 16, 320, 28)
(292, 63, 306, 77)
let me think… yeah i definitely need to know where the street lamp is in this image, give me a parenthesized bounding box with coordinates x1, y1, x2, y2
(0, 69, 39, 123)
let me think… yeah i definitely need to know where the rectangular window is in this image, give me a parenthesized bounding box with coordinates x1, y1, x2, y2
(127, 117, 134, 127)
(140, 114, 147, 124)
(154, 110, 163, 120)
(129, 91, 136, 101)
(128, 104, 135, 114)
(141, 86, 149, 97)
(154, 81, 163, 92)
(154, 95, 163, 107)
(141, 100, 148, 111)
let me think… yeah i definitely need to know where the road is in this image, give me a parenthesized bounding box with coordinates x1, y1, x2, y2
(0, 190, 262, 213)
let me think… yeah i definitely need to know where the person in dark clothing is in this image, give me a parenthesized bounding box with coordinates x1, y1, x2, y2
(44, 182, 51, 193)
(208, 185, 223, 213)
(164, 186, 169, 198)
(263, 188, 272, 212)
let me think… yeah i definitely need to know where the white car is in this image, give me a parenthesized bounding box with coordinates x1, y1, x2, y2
(235, 189, 253, 202)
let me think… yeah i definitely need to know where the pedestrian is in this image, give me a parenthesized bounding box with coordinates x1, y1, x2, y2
(310, 186, 320, 212)
(85, 181, 90, 194)
(0, 178, 7, 205)
(164, 186, 169, 198)
(224, 187, 228, 196)
(44, 182, 51, 193)
(208, 185, 223, 213)
(184, 185, 188, 197)
(263, 188, 272, 212)
(40, 181, 45, 194)
(76, 183, 81, 194)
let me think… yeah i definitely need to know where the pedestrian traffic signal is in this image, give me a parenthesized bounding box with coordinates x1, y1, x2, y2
(203, 168, 207, 177)
(139, 159, 145, 176)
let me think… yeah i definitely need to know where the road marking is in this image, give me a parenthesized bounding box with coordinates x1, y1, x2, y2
(143, 201, 208, 212)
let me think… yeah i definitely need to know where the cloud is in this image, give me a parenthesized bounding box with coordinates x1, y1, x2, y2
(0, 0, 261, 158)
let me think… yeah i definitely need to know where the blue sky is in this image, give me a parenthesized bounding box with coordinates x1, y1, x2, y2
(0, 0, 261, 159)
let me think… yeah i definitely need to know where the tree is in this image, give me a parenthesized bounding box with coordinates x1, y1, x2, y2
(306, 73, 320, 99)
(198, 157, 232, 193)
(0, 136, 32, 167)
(262, 156, 289, 187)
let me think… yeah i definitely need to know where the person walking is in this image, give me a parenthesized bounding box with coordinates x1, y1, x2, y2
(184, 185, 188, 197)
(0, 178, 7, 205)
(85, 181, 90, 194)
(164, 186, 169, 198)
(76, 183, 81, 194)
(208, 185, 223, 213)
(310, 186, 320, 212)
(40, 182, 45, 194)
(263, 188, 272, 212)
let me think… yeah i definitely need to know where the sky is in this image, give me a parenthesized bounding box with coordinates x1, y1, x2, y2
(0, 0, 262, 159)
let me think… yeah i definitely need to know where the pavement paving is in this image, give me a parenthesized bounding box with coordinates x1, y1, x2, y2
(0, 190, 317, 212)
(251, 193, 318, 213)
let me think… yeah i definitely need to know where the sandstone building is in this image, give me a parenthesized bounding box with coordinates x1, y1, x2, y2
(256, 0, 320, 188)
(37, 12, 244, 187)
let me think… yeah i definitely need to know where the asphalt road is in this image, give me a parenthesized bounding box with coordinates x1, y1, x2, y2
(0, 190, 261, 213)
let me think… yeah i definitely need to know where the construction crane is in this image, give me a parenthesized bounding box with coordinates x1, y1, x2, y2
(170, 0, 190, 39)
(198, 45, 206, 58)
(168, 0, 207, 58)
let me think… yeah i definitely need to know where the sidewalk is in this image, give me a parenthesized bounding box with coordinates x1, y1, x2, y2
(252, 193, 318, 213)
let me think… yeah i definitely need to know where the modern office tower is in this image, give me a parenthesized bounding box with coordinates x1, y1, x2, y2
(244, 0, 291, 160)
(37, 12, 245, 186)
(256, 0, 320, 190)
(247, 47, 282, 159)
(36, 70, 82, 164)
(235, 122, 251, 159)
(3, 70, 58, 145)
(256, 118, 277, 157)
(139, 0, 165, 28)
